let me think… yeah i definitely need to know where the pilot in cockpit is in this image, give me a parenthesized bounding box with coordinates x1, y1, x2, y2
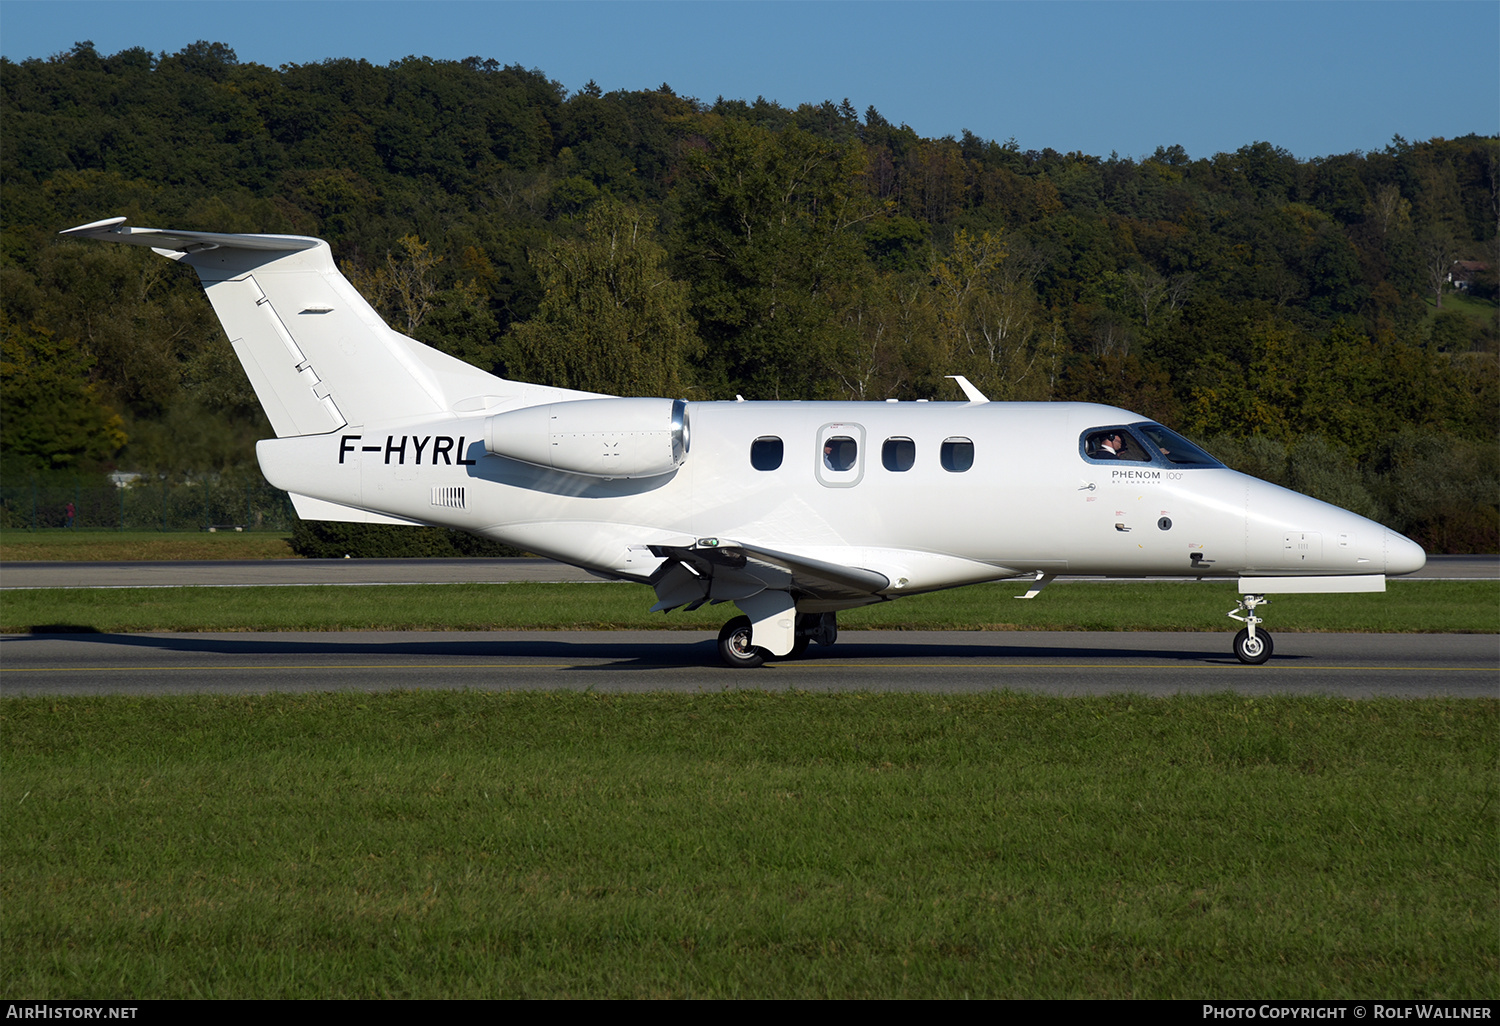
(1090, 430, 1154, 461)
(1093, 431, 1128, 459)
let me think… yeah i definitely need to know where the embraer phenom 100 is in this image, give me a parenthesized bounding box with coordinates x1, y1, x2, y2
(63, 218, 1427, 666)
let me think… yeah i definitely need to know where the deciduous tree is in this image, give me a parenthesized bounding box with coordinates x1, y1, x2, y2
(505, 198, 699, 396)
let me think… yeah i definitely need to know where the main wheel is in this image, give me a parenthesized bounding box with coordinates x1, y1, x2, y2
(1233, 627, 1273, 665)
(718, 616, 766, 668)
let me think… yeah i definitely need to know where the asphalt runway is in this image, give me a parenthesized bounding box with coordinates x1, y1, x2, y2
(3, 629, 1495, 698)
(2, 553, 1495, 589)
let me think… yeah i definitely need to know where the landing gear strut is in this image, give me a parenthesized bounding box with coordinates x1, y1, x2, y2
(1228, 594, 1273, 665)
(793, 612, 837, 655)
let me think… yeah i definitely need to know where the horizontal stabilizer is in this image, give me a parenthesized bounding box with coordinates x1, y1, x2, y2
(60, 217, 320, 253)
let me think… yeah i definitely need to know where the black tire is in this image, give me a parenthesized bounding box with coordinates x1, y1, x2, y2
(718, 616, 766, 668)
(787, 635, 812, 659)
(1233, 627, 1273, 665)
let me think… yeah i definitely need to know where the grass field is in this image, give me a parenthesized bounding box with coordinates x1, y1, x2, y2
(0, 529, 296, 562)
(1426, 289, 1499, 328)
(3, 579, 1496, 635)
(2, 690, 1494, 999)
(5, 555, 1493, 997)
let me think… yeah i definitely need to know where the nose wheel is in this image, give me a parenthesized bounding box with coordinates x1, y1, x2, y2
(1228, 593, 1273, 664)
(1232, 626, 1273, 664)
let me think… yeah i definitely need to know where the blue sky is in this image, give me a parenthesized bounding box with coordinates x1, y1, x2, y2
(2, 0, 1496, 160)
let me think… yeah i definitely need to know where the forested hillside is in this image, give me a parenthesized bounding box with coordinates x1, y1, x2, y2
(3, 41, 1496, 550)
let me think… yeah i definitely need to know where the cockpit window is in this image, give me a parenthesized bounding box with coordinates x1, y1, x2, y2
(1133, 423, 1223, 467)
(1083, 427, 1152, 462)
(1082, 424, 1223, 467)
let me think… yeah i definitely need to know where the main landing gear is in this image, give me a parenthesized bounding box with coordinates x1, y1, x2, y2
(716, 612, 838, 668)
(717, 616, 765, 668)
(1228, 593, 1273, 665)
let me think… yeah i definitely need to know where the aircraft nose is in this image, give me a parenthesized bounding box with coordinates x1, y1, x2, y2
(1385, 530, 1426, 576)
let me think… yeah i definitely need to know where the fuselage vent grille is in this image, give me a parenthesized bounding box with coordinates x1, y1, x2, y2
(431, 486, 466, 510)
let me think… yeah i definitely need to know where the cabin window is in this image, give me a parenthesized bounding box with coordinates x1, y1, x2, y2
(823, 436, 858, 472)
(882, 437, 916, 472)
(750, 436, 784, 471)
(941, 437, 974, 472)
(815, 422, 865, 487)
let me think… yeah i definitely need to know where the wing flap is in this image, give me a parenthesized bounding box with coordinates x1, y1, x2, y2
(731, 542, 890, 597)
(647, 539, 889, 612)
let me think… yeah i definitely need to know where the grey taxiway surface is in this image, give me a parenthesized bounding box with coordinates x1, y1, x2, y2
(0, 624, 1494, 696)
(2, 556, 1495, 697)
(2, 628, 1496, 697)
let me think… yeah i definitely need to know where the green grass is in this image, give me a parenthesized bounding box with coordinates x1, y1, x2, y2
(3, 579, 1495, 635)
(3, 691, 1493, 998)
(1426, 289, 1499, 328)
(0, 529, 296, 561)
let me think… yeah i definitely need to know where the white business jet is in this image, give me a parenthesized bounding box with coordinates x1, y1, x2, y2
(62, 218, 1426, 666)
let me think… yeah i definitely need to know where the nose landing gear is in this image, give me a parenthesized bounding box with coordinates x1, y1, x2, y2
(1228, 594, 1273, 664)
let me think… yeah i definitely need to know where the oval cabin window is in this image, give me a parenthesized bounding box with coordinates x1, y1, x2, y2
(882, 437, 915, 472)
(941, 437, 974, 472)
(823, 436, 858, 472)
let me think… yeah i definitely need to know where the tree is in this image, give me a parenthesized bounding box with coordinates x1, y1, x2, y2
(672, 118, 874, 398)
(504, 198, 699, 396)
(347, 234, 443, 333)
(1420, 227, 1460, 310)
(0, 316, 127, 475)
(931, 229, 1054, 399)
(832, 271, 939, 400)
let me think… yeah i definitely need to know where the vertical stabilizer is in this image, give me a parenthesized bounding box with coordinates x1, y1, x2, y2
(60, 218, 597, 437)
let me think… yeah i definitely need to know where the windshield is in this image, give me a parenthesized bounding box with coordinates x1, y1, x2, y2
(1134, 423, 1222, 467)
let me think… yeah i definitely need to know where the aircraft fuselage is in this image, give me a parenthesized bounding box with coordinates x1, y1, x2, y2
(259, 399, 1424, 599)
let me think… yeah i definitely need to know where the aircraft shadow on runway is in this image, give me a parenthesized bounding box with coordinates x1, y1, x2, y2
(5, 629, 1268, 668)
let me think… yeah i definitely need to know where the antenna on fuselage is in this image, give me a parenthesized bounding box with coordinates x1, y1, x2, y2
(946, 375, 990, 404)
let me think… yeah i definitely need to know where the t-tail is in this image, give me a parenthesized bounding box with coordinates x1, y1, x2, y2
(60, 217, 600, 523)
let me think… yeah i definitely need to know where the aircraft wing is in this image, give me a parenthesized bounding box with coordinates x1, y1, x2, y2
(647, 539, 891, 613)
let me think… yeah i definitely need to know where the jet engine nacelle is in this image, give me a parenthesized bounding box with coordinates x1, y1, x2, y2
(484, 397, 688, 479)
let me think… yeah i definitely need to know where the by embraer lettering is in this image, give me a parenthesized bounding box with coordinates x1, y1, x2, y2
(338, 434, 477, 466)
(1112, 469, 1161, 481)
